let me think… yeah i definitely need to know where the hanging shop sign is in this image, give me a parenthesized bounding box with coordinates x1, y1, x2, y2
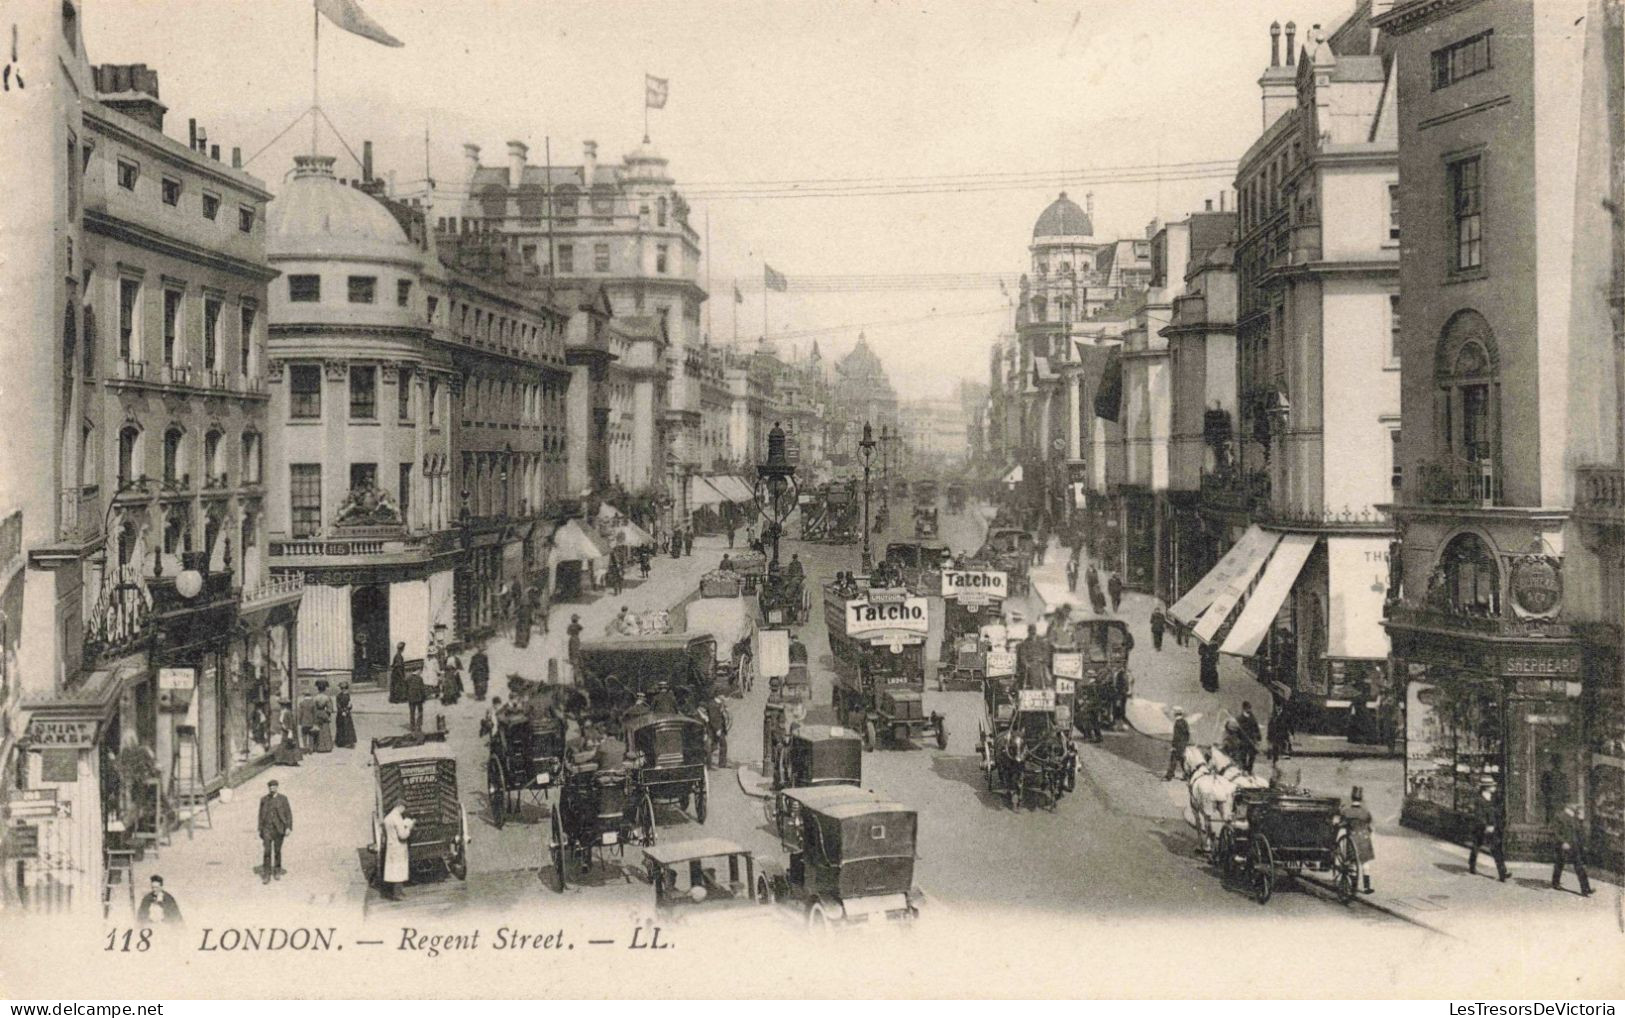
(1509, 556, 1563, 619)
(23, 718, 97, 748)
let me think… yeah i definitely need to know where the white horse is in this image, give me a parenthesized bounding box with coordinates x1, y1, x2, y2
(1181, 746, 1236, 855)
(1209, 747, 1269, 791)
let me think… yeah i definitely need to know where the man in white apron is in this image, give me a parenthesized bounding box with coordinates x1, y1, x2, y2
(381, 802, 415, 900)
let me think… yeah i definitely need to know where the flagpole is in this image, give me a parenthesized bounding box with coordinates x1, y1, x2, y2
(312, 0, 320, 155)
(762, 265, 768, 345)
(704, 208, 711, 344)
(643, 71, 650, 143)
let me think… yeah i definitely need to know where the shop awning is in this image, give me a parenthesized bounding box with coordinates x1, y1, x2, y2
(694, 475, 755, 508)
(551, 518, 610, 563)
(1327, 534, 1391, 659)
(1002, 464, 1024, 485)
(716, 475, 755, 502)
(1168, 524, 1278, 629)
(1220, 533, 1318, 658)
(1192, 527, 1285, 644)
(597, 503, 624, 523)
(615, 521, 656, 548)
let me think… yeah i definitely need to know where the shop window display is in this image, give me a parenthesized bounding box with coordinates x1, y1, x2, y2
(1406, 665, 1503, 815)
(1586, 683, 1623, 854)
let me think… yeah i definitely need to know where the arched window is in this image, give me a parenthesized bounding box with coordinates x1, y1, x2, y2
(203, 428, 224, 486)
(163, 426, 186, 485)
(554, 185, 579, 223)
(241, 431, 262, 484)
(118, 425, 141, 487)
(1434, 310, 1501, 503)
(1438, 532, 1500, 616)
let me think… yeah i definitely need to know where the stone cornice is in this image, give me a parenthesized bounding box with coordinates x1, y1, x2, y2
(84, 209, 279, 283)
(1371, 0, 1486, 35)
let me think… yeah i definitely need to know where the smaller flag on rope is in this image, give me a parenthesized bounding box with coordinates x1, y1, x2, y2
(764, 264, 788, 292)
(645, 74, 669, 109)
(316, 0, 404, 47)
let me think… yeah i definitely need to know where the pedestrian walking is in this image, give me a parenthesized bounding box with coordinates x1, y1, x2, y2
(1467, 776, 1509, 881)
(396, 643, 425, 733)
(638, 547, 652, 579)
(727, 523, 736, 549)
(1237, 701, 1261, 774)
(513, 593, 531, 648)
(470, 648, 490, 701)
(274, 698, 302, 766)
(1149, 600, 1167, 651)
(1198, 642, 1220, 693)
(380, 801, 415, 900)
(608, 556, 624, 596)
(257, 779, 293, 884)
(1266, 703, 1287, 767)
(311, 680, 335, 753)
(440, 655, 463, 706)
(567, 614, 584, 675)
(1066, 555, 1080, 592)
(353, 633, 370, 686)
(1113, 667, 1130, 725)
(334, 683, 357, 749)
(683, 529, 694, 556)
(1107, 572, 1123, 612)
(1343, 786, 1375, 894)
(1164, 707, 1190, 781)
(1552, 802, 1594, 896)
(137, 875, 183, 926)
(296, 690, 319, 752)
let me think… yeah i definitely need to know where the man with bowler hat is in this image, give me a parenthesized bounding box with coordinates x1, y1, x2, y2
(257, 779, 293, 884)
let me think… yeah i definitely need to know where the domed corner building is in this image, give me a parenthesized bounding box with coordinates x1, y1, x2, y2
(264, 153, 461, 692)
(1007, 191, 1150, 536)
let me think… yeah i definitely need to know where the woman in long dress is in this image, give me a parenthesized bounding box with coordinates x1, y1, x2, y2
(440, 656, 463, 706)
(334, 683, 357, 748)
(311, 681, 336, 752)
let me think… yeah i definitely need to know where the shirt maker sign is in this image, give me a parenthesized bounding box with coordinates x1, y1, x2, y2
(24, 718, 98, 748)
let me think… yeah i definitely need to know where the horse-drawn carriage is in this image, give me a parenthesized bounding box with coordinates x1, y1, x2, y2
(756, 785, 923, 929)
(625, 713, 713, 824)
(1045, 616, 1130, 740)
(759, 569, 812, 627)
(937, 567, 1009, 690)
(687, 580, 753, 697)
(545, 764, 658, 892)
(370, 733, 469, 886)
(1215, 786, 1362, 905)
(486, 710, 565, 827)
(800, 481, 860, 544)
(729, 551, 769, 595)
(824, 581, 946, 751)
(575, 633, 717, 723)
(978, 527, 1037, 596)
(976, 683, 1077, 810)
(913, 479, 938, 505)
(765, 724, 863, 839)
(758, 627, 814, 775)
(884, 541, 951, 596)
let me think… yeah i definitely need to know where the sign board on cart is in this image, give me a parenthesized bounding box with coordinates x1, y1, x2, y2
(941, 569, 1008, 604)
(1051, 652, 1083, 680)
(845, 597, 929, 639)
(1018, 689, 1056, 711)
(985, 650, 1016, 678)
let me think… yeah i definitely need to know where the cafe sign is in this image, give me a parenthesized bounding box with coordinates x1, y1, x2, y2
(1510, 556, 1562, 619)
(24, 718, 98, 748)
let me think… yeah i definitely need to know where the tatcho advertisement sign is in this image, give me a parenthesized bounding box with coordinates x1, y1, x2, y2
(941, 569, 1008, 603)
(845, 596, 929, 638)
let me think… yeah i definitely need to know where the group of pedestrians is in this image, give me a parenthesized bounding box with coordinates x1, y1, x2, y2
(388, 640, 495, 732)
(1068, 552, 1124, 617)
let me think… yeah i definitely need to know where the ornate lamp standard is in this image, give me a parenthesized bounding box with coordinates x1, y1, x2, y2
(752, 421, 800, 570)
(859, 421, 876, 572)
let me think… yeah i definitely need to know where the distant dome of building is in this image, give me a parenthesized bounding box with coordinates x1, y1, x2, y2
(1033, 191, 1093, 239)
(268, 154, 417, 262)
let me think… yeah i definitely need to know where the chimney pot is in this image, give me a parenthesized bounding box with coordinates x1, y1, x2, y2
(362, 140, 374, 183)
(507, 140, 528, 189)
(188, 118, 197, 148)
(231, 146, 241, 169)
(1285, 21, 1297, 65)
(210, 144, 219, 160)
(1270, 21, 1281, 67)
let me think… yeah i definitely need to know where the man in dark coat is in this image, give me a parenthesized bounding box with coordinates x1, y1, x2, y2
(1552, 802, 1594, 895)
(785, 553, 805, 581)
(1199, 642, 1220, 693)
(470, 648, 491, 701)
(567, 615, 584, 671)
(1149, 602, 1167, 651)
(397, 642, 426, 733)
(650, 683, 679, 716)
(1467, 777, 1509, 881)
(1164, 707, 1190, 781)
(683, 529, 694, 556)
(1016, 624, 1047, 690)
(1343, 786, 1375, 894)
(1237, 701, 1262, 773)
(726, 522, 736, 549)
(257, 779, 293, 883)
(788, 633, 809, 666)
(1107, 572, 1124, 612)
(136, 875, 183, 926)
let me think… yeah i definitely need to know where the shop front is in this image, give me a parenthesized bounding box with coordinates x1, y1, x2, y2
(1119, 487, 1155, 593)
(1390, 615, 1590, 858)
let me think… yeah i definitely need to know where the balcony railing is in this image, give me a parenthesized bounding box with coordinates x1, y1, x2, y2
(240, 573, 305, 612)
(1199, 468, 1270, 513)
(58, 485, 103, 544)
(117, 358, 147, 381)
(1418, 456, 1502, 506)
(207, 369, 230, 390)
(1575, 464, 1624, 515)
(243, 374, 267, 394)
(161, 363, 192, 386)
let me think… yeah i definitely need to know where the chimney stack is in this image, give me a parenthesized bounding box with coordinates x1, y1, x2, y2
(507, 140, 528, 189)
(210, 144, 219, 161)
(196, 126, 207, 154)
(362, 140, 374, 183)
(188, 118, 197, 149)
(231, 146, 241, 169)
(1270, 21, 1281, 67)
(94, 64, 167, 132)
(583, 140, 598, 186)
(1260, 21, 1298, 127)
(1205, 199, 1214, 212)
(1285, 22, 1297, 65)
(463, 143, 482, 182)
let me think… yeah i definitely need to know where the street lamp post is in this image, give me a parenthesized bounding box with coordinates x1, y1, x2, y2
(752, 421, 799, 570)
(859, 421, 876, 572)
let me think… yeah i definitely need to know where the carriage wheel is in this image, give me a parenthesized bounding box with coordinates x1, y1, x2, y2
(807, 902, 834, 933)
(679, 791, 692, 812)
(863, 719, 877, 752)
(639, 793, 658, 847)
(935, 718, 948, 751)
(1251, 835, 1275, 905)
(548, 804, 567, 893)
(1215, 826, 1236, 880)
(695, 789, 709, 825)
(488, 757, 508, 829)
(1332, 832, 1360, 905)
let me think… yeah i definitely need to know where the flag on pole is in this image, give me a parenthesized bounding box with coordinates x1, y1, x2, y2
(733, 284, 744, 305)
(316, 0, 404, 47)
(764, 264, 788, 292)
(645, 74, 669, 109)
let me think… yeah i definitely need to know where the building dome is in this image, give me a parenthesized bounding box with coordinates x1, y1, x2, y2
(1032, 191, 1092, 239)
(268, 154, 417, 263)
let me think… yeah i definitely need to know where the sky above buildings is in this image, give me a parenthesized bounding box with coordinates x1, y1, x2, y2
(86, 0, 1352, 399)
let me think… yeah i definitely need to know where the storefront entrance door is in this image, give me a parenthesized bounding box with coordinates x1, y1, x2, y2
(350, 585, 390, 684)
